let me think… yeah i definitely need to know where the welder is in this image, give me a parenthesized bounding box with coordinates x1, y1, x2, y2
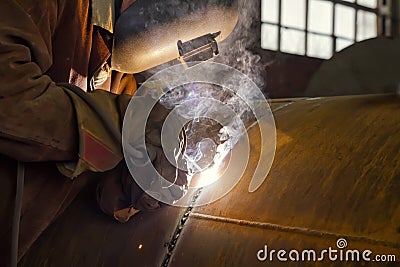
(0, 0, 238, 266)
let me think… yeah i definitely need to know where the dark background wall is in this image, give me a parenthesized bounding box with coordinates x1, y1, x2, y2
(258, 50, 323, 98)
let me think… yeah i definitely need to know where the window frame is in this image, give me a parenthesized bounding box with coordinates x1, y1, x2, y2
(261, 0, 390, 59)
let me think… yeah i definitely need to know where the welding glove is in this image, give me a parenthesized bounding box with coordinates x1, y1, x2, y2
(95, 100, 188, 222)
(145, 102, 188, 188)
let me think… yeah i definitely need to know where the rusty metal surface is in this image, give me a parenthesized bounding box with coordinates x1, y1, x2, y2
(20, 94, 400, 266)
(169, 217, 400, 267)
(168, 93, 400, 266)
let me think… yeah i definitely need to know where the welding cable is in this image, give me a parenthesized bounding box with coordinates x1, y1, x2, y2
(11, 162, 25, 267)
(58, 83, 122, 144)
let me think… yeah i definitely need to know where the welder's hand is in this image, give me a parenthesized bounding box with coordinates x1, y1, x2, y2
(96, 161, 170, 223)
(145, 102, 188, 185)
(96, 162, 141, 223)
(96, 102, 188, 223)
(140, 103, 188, 205)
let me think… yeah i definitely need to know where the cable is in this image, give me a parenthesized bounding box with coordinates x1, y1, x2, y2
(11, 162, 25, 267)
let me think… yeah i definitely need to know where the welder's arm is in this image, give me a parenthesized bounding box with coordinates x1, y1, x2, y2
(0, 0, 124, 176)
(0, 0, 187, 220)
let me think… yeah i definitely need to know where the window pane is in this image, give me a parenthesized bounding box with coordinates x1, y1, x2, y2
(335, 4, 355, 39)
(262, 0, 279, 23)
(336, 38, 353, 52)
(309, 0, 333, 35)
(307, 34, 333, 59)
(282, 0, 306, 29)
(357, 0, 377, 9)
(261, 24, 279, 50)
(357, 11, 377, 41)
(281, 28, 305, 55)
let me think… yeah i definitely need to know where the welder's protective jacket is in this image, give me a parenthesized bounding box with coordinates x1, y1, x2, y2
(0, 0, 134, 264)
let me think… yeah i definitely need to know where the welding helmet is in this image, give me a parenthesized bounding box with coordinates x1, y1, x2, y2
(111, 0, 239, 73)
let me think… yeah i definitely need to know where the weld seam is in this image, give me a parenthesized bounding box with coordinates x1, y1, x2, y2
(190, 212, 400, 249)
(161, 189, 203, 267)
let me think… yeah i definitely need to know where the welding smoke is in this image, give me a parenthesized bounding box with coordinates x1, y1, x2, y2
(215, 0, 265, 90)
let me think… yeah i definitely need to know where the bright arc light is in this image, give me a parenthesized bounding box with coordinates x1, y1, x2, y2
(189, 146, 230, 188)
(196, 164, 222, 187)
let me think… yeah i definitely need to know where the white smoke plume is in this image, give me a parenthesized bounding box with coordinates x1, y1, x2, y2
(215, 0, 266, 89)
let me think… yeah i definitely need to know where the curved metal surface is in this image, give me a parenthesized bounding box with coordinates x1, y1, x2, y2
(20, 94, 400, 266)
(305, 37, 400, 97)
(169, 94, 400, 266)
(19, 185, 187, 267)
(112, 0, 239, 73)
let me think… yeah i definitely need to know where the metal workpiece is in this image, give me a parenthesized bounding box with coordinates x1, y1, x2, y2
(19, 187, 188, 267)
(111, 0, 238, 73)
(20, 94, 400, 266)
(168, 93, 400, 266)
(168, 217, 400, 267)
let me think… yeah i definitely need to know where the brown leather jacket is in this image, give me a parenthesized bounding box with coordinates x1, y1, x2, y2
(0, 0, 135, 264)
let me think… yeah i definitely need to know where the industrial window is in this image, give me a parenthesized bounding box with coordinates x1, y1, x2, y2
(261, 0, 391, 59)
